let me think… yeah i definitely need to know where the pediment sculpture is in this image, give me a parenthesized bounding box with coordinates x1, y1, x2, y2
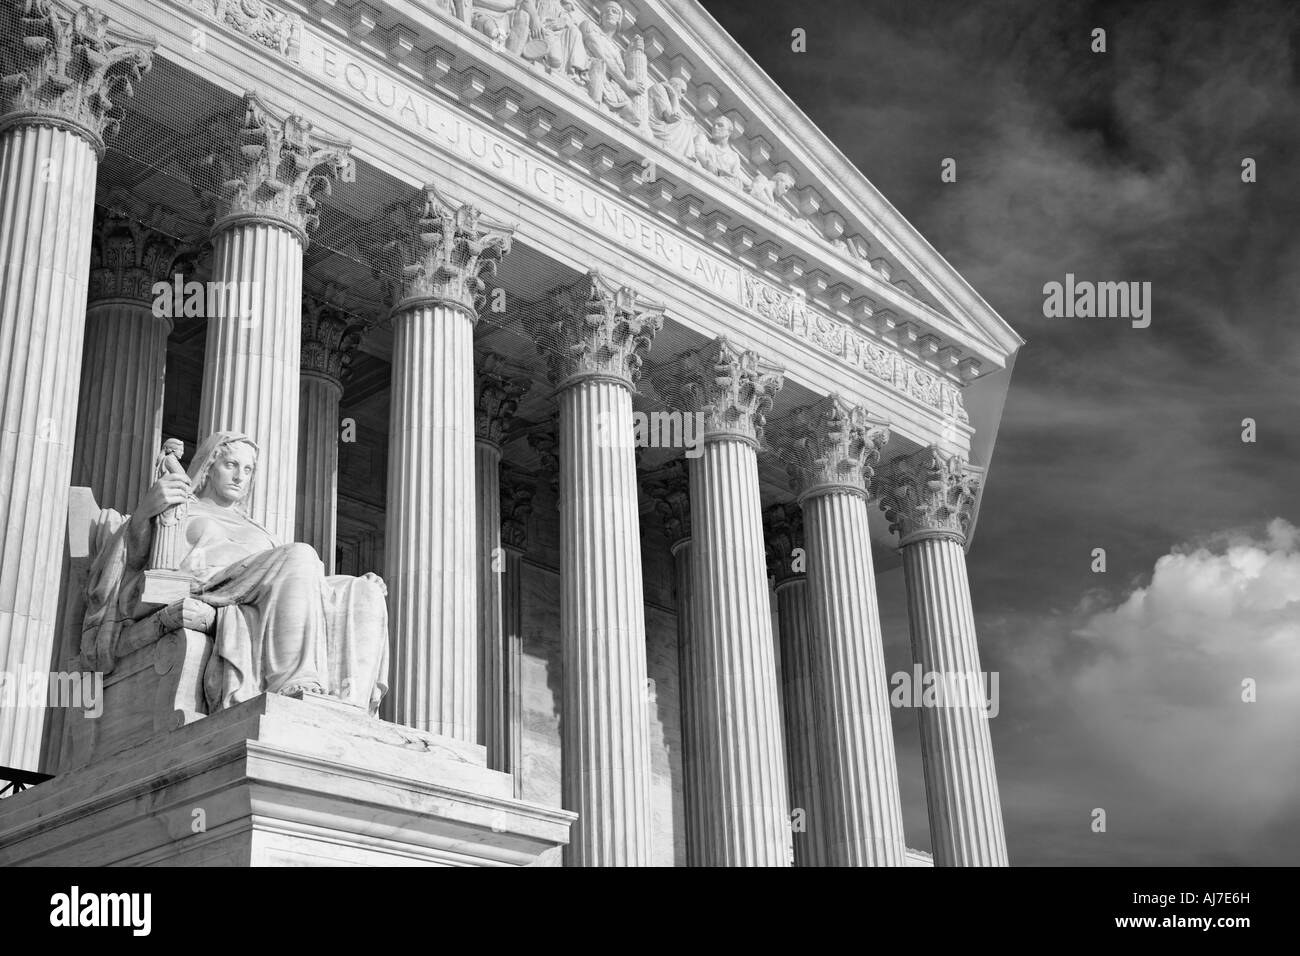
(80, 431, 390, 717)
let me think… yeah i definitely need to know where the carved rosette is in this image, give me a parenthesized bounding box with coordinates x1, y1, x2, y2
(499, 467, 536, 553)
(526, 271, 663, 390)
(476, 354, 531, 448)
(762, 502, 804, 585)
(87, 205, 199, 310)
(776, 395, 891, 502)
(196, 92, 354, 246)
(878, 446, 982, 547)
(0, 1, 155, 155)
(300, 290, 366, 386)
(641, 459, 691, 551)
(658, 337, 783, 447)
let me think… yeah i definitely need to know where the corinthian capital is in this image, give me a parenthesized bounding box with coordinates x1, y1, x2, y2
(301, 287, 367, 386)
(372, 183, 513, 318)
(476, 353, 531, 447)
(88, 204, 201, 308)
(0, 1, 155, 154)
(196, 92, 353, 245)
(878, 446, 982, 546)
(500, 467, 536, 552)
(526, 271, 663, 389)
(762, 502, 804, 585)
(656, 337, 783, 446)
(774, 395, 891, 501)
(642, 459, 690, 549)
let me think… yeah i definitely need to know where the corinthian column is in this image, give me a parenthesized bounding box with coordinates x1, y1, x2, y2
(378, 185, 512, 742)
(296, 290, 365, 573)
(194, 93, 353, 543)
(500, 467, 536, 798)
(0, 2, 153, 772)
(525, 272, 663, 866)
(74, 206, 195, 513)
(643, 460, 704, 864)
(662, 338, 789, 866)
(880, 447, 1008, 866)
(763, 502, 829, 867)
(475, 355, 530, 768)
(779, 396, 906, 866)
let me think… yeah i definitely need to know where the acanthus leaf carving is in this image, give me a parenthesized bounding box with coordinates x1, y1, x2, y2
(641, 458, 690, 548)
(655, 337, 783, 445)
(761, 501, 804, 584)
(878, 446, 981, 546)
(499, 465, 537, 551)
(773, 394, 891, 501)
(476, 353, 532, 446)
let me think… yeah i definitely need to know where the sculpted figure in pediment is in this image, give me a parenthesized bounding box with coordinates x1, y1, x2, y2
(471, 0, 587, 76)
(647, 76, 696, 159)
(693, 115, 750, 189)
(579, 0, 647, 122)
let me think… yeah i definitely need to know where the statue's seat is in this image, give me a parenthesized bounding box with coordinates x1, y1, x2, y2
(55, 489, 218, 772)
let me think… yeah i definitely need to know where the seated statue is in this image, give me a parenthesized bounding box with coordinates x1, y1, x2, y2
(647, 76, 696, 160)
(693, 115, 750, 190)
(578, 0, 646, 122)
(81, 430, 389, 716)
(470, 0, 586, 75)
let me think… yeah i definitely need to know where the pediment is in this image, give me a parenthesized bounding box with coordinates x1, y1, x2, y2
(174, 0, 1022, 381)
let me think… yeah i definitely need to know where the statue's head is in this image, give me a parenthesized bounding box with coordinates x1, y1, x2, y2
(600, 1, 623, 31)
(162, 437, 184, 458)
(710, 116, 733, 144)
(772, 171, 795, 196)
(668, 76, 688, 96)
(188, 431, 259, 509)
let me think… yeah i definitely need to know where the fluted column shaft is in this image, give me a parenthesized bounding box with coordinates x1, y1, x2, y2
(774, 575, 829, 867)
(558, 378, 652, 866)
(803, 489, 907, 865)
(475, 436, 504, 765)
(73, 300, 171, 513)
(0, 125, 98, 772)
(385, 303, 476, 740)
(502, 544, 525, 798)
(691, 436, 790, 866)
(670, 536, 710, 866)
(902, 534, 1008, 866)
(198, 223, 302, 542)
(296, 371, 342, 573)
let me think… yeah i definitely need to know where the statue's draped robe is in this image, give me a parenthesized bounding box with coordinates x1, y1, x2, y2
(82, 500, 389, 715)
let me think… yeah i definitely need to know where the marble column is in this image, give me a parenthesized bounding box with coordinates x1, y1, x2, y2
(0, 4, 153, 772)
(525, 272, 663, 866)
(780, 395, 907, 866)
(500, 467, 536, 798)
(475, 356, 530, 768)
(296, 291, 365, 573)
(880, 447, 1008, 866)
(663, 338, 790, 866)
(74, 208, 194, 513)
(378, 185, 513, 742)
(763, 502, 829, 867)
(643, 460, 703, 864)
(194, 94, 353, 543)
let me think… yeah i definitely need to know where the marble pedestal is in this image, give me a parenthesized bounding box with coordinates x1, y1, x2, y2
(0, 693, 575, 867)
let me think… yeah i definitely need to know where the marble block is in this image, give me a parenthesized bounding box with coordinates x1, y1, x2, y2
(0, 692, 575, 867)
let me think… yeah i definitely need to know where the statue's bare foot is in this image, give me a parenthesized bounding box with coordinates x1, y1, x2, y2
(281, 681, 325, 697)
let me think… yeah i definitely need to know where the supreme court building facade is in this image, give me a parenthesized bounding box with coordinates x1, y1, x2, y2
(0, 0, 1022, 866)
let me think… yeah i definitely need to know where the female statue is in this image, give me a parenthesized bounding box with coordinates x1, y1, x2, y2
(82, 431, 389, 716)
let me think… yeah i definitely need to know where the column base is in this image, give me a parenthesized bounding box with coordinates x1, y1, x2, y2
(0, 693, 575, 867)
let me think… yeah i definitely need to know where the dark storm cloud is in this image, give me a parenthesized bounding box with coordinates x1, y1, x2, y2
(700, 0, 1300, 863)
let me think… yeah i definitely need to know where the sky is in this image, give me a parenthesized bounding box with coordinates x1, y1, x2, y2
(698, 0, 1300, 865)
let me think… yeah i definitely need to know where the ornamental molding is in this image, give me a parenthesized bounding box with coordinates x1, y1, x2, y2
(0, 0, 155, 155)
(177, 0, 1009, 380)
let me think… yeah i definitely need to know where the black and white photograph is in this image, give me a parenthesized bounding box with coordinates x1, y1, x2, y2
(0, 0, 1292, 923)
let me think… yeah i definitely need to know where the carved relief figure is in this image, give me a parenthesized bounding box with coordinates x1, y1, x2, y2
(579, 0, 646, 122)
(647, 76, 696, 159)
(82, 431, 390, 715)
(748, 170, 794, 210)
(692, 115, 750, 189)
(471, 0, 586, 76)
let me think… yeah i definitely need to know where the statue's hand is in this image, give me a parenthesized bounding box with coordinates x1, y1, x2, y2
(361, 571, 387, 597)
(138, 473, 192, 522)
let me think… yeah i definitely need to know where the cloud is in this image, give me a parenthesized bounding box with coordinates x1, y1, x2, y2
(990, 518, 1300, 864)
